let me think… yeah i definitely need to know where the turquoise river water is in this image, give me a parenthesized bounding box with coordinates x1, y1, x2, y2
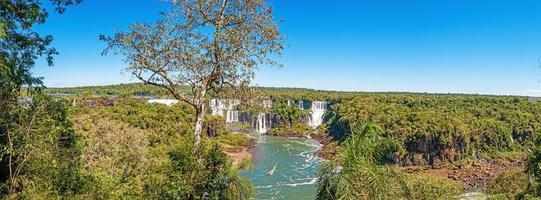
(241, 134, 323, 200)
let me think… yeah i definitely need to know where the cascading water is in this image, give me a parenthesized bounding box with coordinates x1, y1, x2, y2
(287, 100, 295, 107)
(209, 98, 328, 132)
(298, 100, 304, 110)
(226, 110, 239, 123)
(209, 99, 240, 123)
(255, 113, 268, 134)
(308, 101, 327, 129)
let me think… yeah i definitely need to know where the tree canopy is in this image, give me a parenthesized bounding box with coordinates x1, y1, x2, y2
(101, 0, 284, 144)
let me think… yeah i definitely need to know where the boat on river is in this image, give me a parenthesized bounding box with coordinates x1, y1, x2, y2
(266, 164, 277, 176)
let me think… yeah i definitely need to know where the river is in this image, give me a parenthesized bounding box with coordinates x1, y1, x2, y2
(242, 134, 323, 200)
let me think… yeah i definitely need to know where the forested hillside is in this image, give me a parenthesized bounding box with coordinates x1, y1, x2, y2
(47, 84, 540, 165)
(326, 94, 539, 165)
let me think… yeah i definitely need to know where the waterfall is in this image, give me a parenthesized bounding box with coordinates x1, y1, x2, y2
(287, 100, 295, 107)
(147, 99, 179, 106)
(298, 100, 304, 110)
(209, 99, 240, 123)
(255, 113, 268, 134)
(253, 112, 275, 134)
(226, 110, 239, 123)
(308, 101, 327, 129)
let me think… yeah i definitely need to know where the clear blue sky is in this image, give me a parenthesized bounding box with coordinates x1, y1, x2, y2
(34, 0, 541, 96)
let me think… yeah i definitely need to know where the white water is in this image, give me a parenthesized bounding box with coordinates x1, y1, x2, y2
(209, 99, 241, 123)
(255, 113, 269, 134)
(226, 110, 239, 123)
(308, 101, 327, 129)
(147, 99, 179, 106)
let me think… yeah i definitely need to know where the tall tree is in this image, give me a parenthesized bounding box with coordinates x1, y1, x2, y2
(1, 0, 81, 98)
(101, 0, 284, 145)
(0, 0, 82, 197)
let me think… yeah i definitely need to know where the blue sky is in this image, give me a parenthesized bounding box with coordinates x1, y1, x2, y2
(34, 0, 541, 96)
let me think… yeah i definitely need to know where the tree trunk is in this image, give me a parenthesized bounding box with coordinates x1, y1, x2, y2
(194, 103, 205, 146)
(193, 84, 207, 146)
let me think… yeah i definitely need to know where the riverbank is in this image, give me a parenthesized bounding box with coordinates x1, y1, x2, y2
(224, 146, 253, 165)
(219, 133, 256, 165)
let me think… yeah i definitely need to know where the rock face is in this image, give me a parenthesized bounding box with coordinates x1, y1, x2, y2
(400, 133, 468, 166)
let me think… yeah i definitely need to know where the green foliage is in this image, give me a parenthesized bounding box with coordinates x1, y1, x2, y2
(526, 131, 541, 197)
(486, 169, 529, 199)
(204, 115, 229, 137)
(318, 123, 464, 200)
(327, 95, 539, 165)
(72, 111, 150, 199)
(69, 101, 253, 199)
(145, 137, 254, 199)
(405, 174, 462, 200)
(271, 101, 306, 127)
(1, 95, 90, 198)
(0, 1, 85, 198)
(268, 122, 312, 137)
(317, 123, 412, 200)
(216, 133, 253, 148)
(101, 101, 195, 144)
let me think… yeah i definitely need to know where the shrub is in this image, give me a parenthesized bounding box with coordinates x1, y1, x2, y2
(204, 115, 229, 137)
(217, 133, 253, 147)
(405, 174, 463, 200)
(145, 137, 254, 199)
(486, 169, 529, 199)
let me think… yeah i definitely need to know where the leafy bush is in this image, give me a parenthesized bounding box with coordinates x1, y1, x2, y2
(72, 113, 150, 199)
(486, 169, 529, 199)
(145, 137, 254, 199)
(317, 123, 411, 200)
(204, 115, 229, 137)
(405, 174, 462, 200)
(1, 95, 90, 198)
(216, 133, 253, 147)
(268, 122, 312, 137)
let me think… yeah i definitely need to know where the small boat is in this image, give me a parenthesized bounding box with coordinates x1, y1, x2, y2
(266, 164, 277, 176)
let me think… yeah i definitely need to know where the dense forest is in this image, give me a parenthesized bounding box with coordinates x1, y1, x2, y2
(45, 84, 541, 164)
(43, 83, 541, 199)
(326, 94, 539, 165)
